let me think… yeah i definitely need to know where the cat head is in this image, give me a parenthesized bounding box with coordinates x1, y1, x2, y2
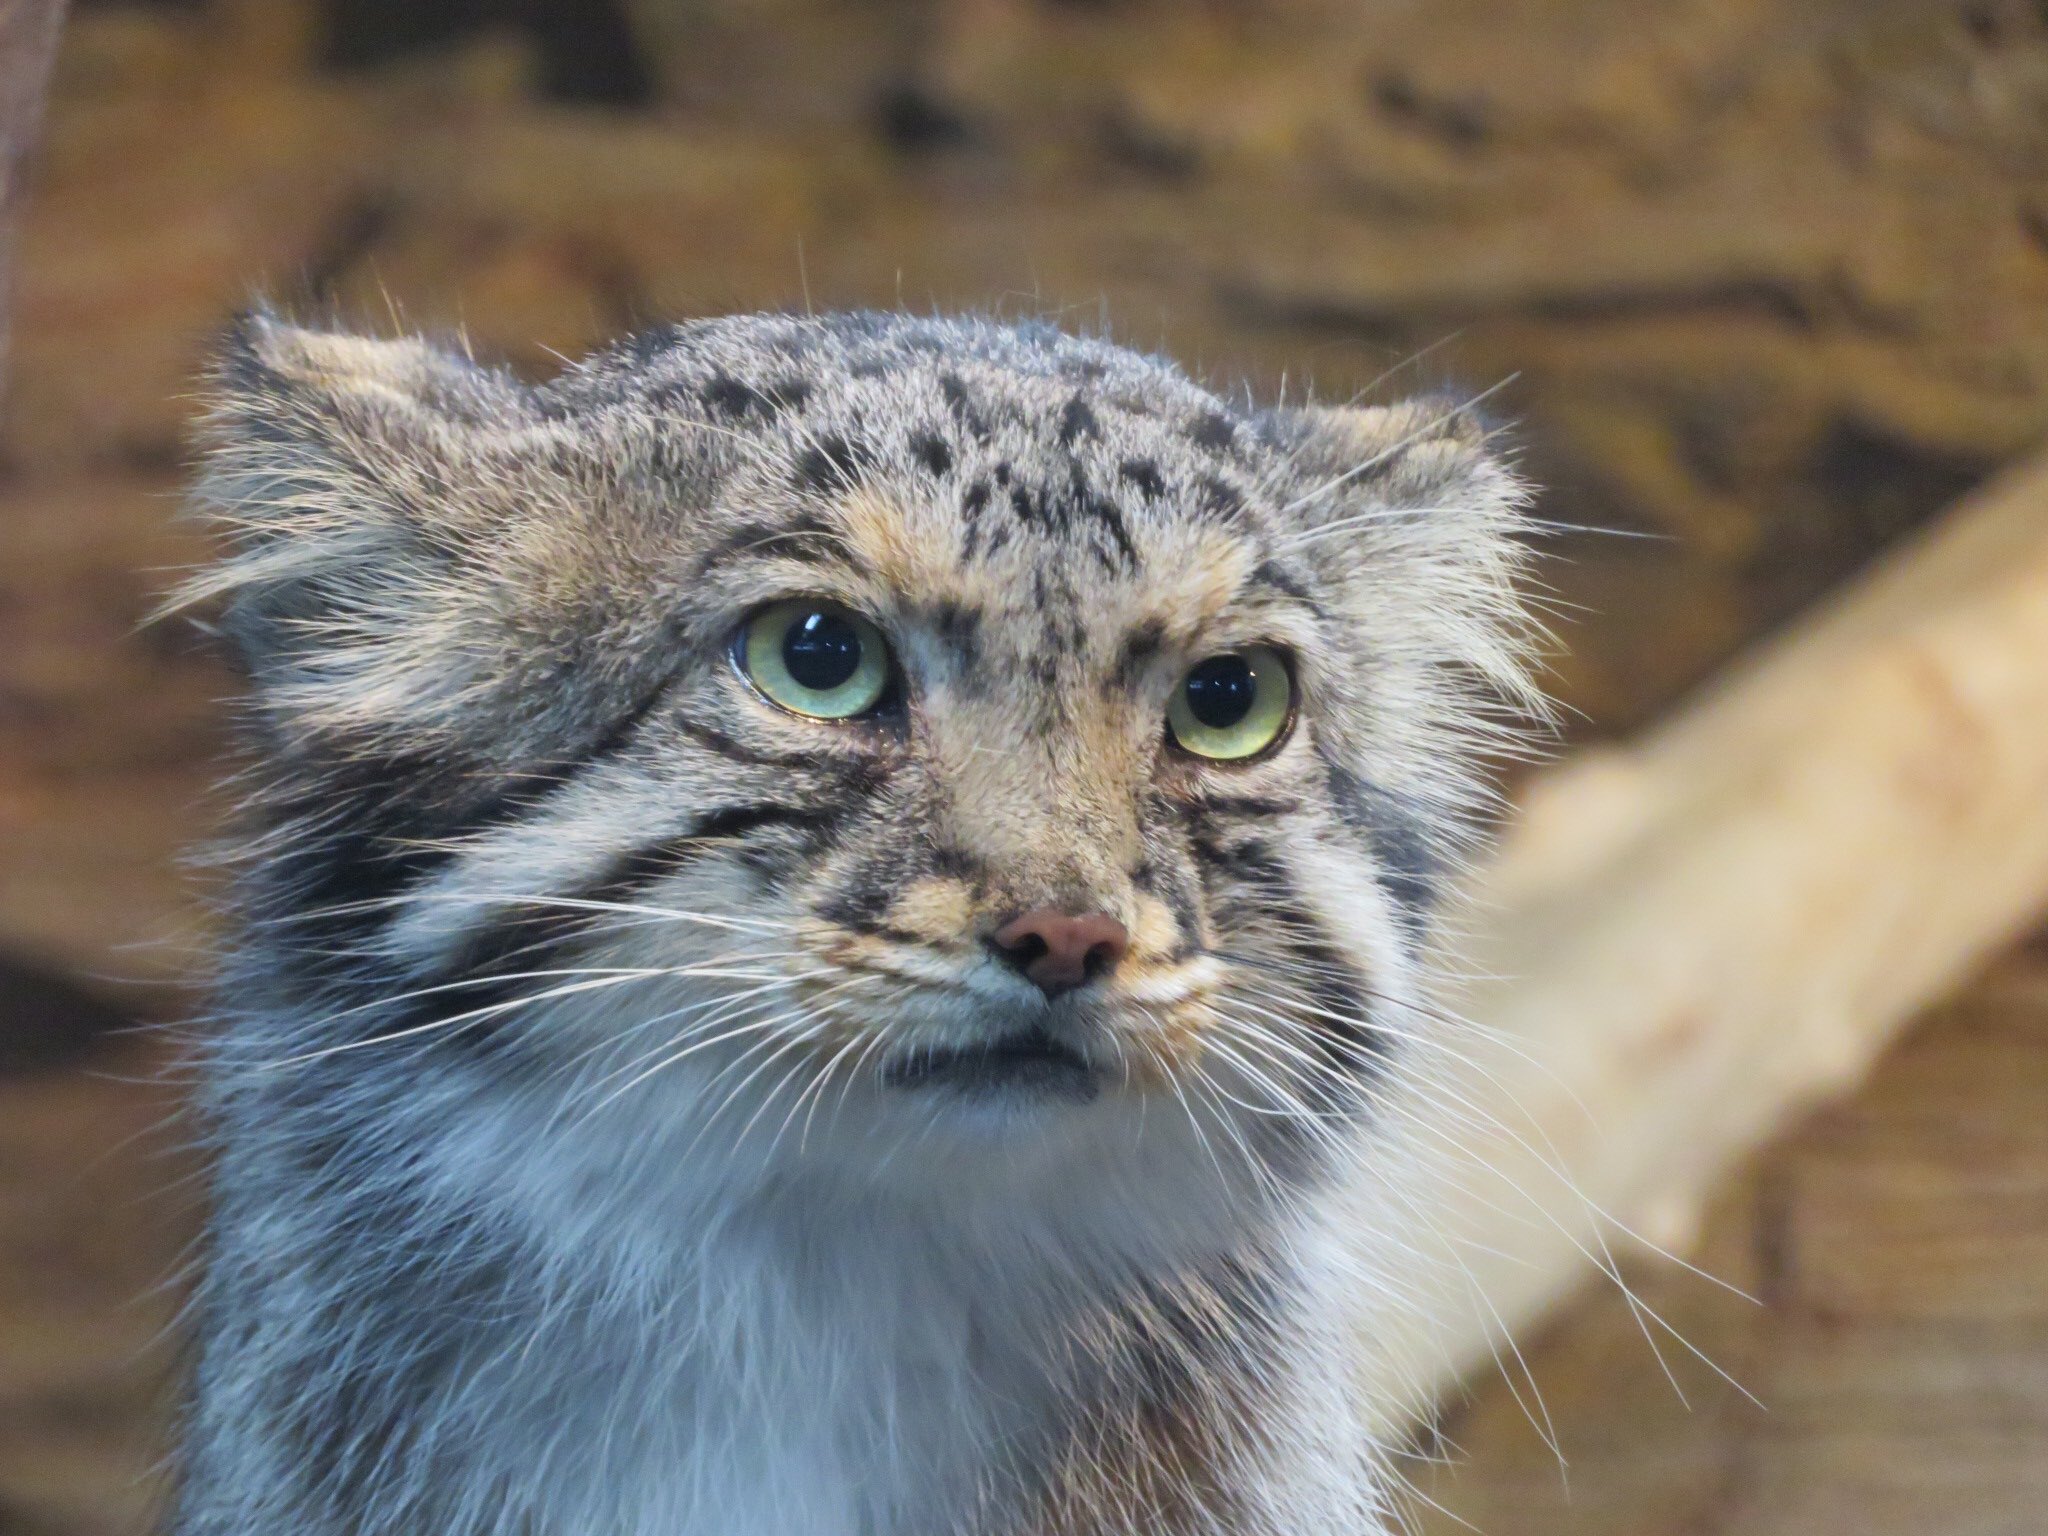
(190, 310, 1539, 1188)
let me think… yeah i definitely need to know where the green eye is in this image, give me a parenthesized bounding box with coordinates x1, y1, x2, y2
(1167, 646, 1293, 761)
(739, 600, 893, 720)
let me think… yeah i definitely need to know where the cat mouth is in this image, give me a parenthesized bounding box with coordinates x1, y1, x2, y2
(880, 1028, 1100, 1102)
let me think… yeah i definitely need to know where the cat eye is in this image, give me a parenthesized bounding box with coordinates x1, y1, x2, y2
(1166, 646, 1293, 761)
(738, 599, 894, 721)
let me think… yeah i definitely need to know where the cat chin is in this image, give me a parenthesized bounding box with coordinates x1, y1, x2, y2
(811, 1058, 1127, 1158)
(878, 1026, 1102, 1102)
(873, 1071, 1108, 1150)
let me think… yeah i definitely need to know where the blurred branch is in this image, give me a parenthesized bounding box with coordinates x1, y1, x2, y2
(1371, 448, 2048, 1411)
(0, 0, 64, 393)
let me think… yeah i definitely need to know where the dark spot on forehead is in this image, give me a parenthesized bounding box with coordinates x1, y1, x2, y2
(541, 440, 579, 478)
(621, 326, 683, 366)
(767, 328, 823, 360)
(701, 373, 781, 420)
(1063, 468, 1140, 573)
(793, 434, 874, 496)
(960, 476, 992, 560)
(1189, 411, 1237, 451)
(1196, 473, 1247, 522)
(1119, 458, 1165, 499)
(1058, 394, 1100, 448)
(911, 432, 954, 477)
(939, 373, 990, 441)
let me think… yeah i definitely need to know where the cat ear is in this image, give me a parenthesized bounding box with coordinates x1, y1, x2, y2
(183, 312, 540, 757)
(1263, 395, 1548, 760)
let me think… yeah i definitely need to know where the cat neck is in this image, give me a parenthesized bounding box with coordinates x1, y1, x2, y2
(395, 1069, 1285, 1535)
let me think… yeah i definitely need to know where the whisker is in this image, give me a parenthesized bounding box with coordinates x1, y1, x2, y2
(260, 971, 663, 1069)
(1273, 374, 1519, 522)
(564, 976, 839, 1121)
(563, 1008, 800, 1130)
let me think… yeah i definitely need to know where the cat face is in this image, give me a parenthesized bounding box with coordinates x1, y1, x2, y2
(192, 312, 1534, 1178)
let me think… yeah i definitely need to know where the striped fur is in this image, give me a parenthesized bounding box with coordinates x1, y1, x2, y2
(169, 311, 1540, 1535)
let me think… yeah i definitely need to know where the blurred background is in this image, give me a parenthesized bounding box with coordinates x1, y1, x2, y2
(2, 0, 2046, 1531)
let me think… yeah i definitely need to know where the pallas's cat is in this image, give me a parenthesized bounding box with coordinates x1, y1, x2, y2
(169, 311, 1537, 1535)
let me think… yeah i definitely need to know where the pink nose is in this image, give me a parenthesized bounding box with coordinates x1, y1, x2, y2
(990, 910, 1130, 998)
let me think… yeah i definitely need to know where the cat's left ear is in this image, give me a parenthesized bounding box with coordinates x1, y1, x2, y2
(1260, 395, 1545, 736)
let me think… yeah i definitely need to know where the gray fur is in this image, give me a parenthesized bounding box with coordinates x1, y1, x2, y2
(170, 310, 1540, 1535)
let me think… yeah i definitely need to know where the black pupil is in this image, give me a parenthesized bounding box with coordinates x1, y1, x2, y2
(1184, 654, 1258, 730)
(782, 610, 864, 692)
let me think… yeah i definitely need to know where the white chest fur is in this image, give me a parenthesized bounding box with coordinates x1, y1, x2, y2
(437, 1084, 1246, 1536)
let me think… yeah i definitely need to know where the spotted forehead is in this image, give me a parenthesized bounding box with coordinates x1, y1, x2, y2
(682, 363, 1306, 619)
(842, 480, 1273, 682)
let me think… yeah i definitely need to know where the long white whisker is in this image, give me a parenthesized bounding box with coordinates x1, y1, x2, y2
(261, 971, 662, 1069)
(1274, 374, 1518, 522)
(565, 976, 833, 1119)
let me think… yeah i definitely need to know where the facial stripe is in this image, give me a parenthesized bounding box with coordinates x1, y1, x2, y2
(1320, 761, 1439, 936)
(694, 512, 866, 579)
(596, 802, 847, 897)
(263, 675, 681, 967)
(1131, 853, 1203, 954)
(670, 719, 883, 775)
(1193, 795, 1302, 819)
(1249, 559, 1319, 609)
(812, 842, 920, 938)
(371, 799, 844, 1057)
(1188, 825, 1387, 1090)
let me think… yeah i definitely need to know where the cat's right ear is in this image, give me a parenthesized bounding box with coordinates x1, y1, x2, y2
(180, 312, 533, 756)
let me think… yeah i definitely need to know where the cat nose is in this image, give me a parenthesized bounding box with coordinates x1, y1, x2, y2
(989, 910, 1130, 998)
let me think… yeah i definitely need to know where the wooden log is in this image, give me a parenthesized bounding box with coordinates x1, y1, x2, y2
(1358, 447, 2048, 1418)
